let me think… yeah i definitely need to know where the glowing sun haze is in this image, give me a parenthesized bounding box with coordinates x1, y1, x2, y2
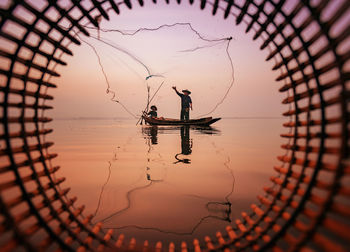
(48, 1, 286, 119)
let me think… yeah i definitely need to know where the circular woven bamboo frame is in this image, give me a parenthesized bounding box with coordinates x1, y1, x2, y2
(0, 0, 349, 251)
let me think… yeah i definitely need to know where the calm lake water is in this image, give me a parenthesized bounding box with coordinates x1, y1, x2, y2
(49, 118, 286, 246)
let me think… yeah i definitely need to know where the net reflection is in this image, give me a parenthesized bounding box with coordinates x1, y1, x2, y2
(92, 125, 236, 239)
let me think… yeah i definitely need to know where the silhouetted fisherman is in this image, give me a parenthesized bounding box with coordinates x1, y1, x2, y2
(147, 105, 158, 118)
(172, 86, 192, 121)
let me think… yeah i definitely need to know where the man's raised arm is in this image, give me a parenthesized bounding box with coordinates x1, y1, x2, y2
(172, 86, 182, 96)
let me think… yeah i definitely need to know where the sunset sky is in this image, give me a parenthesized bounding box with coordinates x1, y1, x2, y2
(48, 1, 288, 119)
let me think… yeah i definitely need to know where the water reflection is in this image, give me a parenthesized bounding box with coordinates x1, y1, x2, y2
(175, 126, 192, 164)
(52, 118, 283, 245)
(142, 125, 220, 164)
(91, 125, 234, 237)
(145, 126, 158, 145)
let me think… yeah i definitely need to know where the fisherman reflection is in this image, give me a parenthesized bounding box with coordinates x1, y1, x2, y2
(142, 125, 158, 145)
(174, 126, 193, 164)
(142, 127, 165, 182)
(149, 126, 158, 145)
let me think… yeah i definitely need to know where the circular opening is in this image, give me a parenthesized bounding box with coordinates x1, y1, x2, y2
(0, 0, 348, 251)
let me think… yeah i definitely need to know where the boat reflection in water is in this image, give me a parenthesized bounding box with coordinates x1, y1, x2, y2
(140, 125, 231, 228)
(142, 125, 220, 164)
(89, 124, 233, 245)
(53, 118, 282, 245)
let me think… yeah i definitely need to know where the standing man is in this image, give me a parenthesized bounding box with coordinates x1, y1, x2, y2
(172, 86, 193, 121)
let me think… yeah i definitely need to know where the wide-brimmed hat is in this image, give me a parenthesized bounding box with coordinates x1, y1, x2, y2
(150, 105, 157, 110)
(182, 89, 191, 94)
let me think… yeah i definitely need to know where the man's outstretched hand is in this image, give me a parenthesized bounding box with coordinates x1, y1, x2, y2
(172, 86, 176, 90)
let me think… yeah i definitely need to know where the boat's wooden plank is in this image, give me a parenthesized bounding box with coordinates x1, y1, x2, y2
(142, 116, 221, 126)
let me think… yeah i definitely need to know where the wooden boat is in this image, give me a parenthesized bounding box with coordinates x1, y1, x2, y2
(142, 115, 221, 126)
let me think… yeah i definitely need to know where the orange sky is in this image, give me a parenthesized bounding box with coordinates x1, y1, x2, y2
(44, 2, 287, 119)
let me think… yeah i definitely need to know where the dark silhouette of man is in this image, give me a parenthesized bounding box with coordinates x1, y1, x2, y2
(172, 86, 192, 121)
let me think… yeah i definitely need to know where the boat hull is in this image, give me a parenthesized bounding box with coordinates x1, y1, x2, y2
(142, 116, 221, 126)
